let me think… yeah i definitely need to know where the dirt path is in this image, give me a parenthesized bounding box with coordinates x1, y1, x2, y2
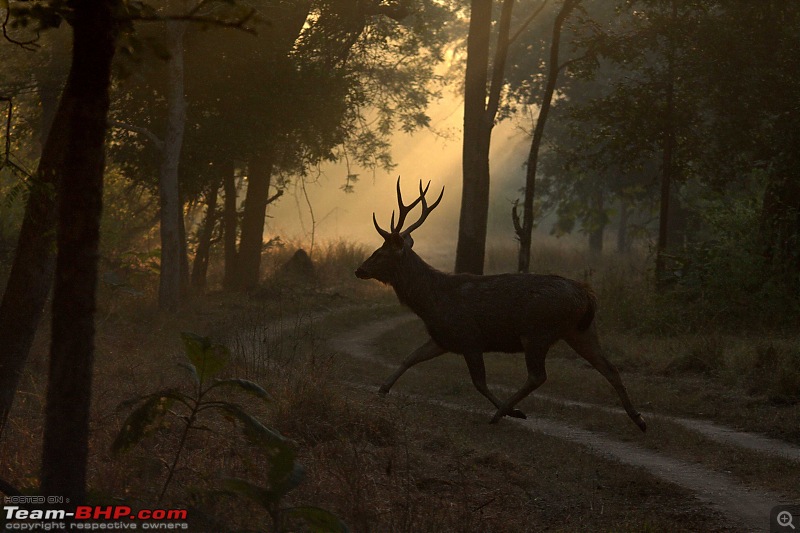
(336, 313, 800, 463)
(330, 313, 794, 532)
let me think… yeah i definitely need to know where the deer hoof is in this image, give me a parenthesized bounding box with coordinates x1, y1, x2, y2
(489, 411, 504, 424)
(509, 409, 527, 419)
(378, 385, 390, 396)
(634, 414, 647, 432)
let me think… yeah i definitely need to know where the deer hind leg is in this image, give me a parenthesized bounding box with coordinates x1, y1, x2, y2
(464, 353, 526, 419)
(379, 337, 446, 395)
(489, 339, 549, 424)
(565, 326, 647, 432)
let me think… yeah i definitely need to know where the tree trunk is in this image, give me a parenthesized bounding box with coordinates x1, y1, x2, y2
(655, 1, 677, 283)
(454, 0, 493, 275)
(222, 161, 238, 291)
(191, 185, 220, 289)
(236, 153, 275, 290)
(514, 0, 580, 273)
(0, 40, 70, 438)
(157, 20, 189, 311)
(40, 0, 117, 501)
(588, 191, 605, 255)
(616, 198, 631, 254)
(179, 199, 190, 297)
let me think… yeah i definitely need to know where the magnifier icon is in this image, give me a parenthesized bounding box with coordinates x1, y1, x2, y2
(778, 510, 796, 530)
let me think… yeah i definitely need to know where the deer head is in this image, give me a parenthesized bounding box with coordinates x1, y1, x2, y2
(355, 178, 444, 283)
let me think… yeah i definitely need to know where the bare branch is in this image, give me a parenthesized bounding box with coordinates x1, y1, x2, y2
(128, 8, 258, 35)
(511, 200, 523, 236)
(265, 189, 284, 206)
(508, 0, 549, 46)
(2, 6, 41, 51)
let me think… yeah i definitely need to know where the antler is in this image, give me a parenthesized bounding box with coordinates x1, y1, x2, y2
(399, 180, 444, 237)
(391, 177, 427, 232)
(372, 177, 444, 239)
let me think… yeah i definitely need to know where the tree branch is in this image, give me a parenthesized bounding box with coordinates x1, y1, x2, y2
(128, 9, 257, 35)
(508, 0, 549, 46)
(2, 6, 41, 51)
(108, 120, 165, 151)
(266, 189, 284, 206)
(557, 50, 592, 73)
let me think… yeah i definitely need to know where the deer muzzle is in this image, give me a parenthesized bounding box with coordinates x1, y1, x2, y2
(355, 267, 371, 279)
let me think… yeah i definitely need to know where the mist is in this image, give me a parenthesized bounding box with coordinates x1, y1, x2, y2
(267, 93, 533, 269)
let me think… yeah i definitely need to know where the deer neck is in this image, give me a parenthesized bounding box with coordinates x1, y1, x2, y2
(390, 249, 445, 318)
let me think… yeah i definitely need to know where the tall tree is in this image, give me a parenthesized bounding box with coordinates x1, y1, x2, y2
(512, 0, 580, 273)
(157, 20, 189, 310)
(455, 0, 493, 274)
(455, 0, 548, 274)
(39, 0, 119, 500)
(0, 28, 71, 437)
(0, 69, 63, 438)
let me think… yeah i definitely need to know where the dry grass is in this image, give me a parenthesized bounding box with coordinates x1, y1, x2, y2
(1, 238, 798, 532)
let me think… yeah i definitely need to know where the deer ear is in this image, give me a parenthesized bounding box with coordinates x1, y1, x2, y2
(403, 234, 414, 248)
(387, 233, 405, 249)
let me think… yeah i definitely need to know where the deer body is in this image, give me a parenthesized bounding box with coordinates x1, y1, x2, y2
(388, 251, 592, 354)
(356, 179, 646, 432)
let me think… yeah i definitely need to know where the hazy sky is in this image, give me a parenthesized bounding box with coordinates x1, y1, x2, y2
(267, 93, 535, 267)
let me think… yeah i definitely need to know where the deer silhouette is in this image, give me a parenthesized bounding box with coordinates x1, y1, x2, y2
(355, 179, 646, 432)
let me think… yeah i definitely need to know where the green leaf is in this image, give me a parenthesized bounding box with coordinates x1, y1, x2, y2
(209, 378, 272, 403)
(213, 402, 288, 451)
(282, 506, 350, 533)
(269, 462, 304, 501)
(178, 362, 200, 386)
(180, 332, 229, 383)
(112, 394, 176, 453)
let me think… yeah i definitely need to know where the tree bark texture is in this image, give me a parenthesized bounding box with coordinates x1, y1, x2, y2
(191, 185, 220, 289)
(0, 40, 71, 438)
(454, 0, 493, 275)
(236, 153, 275, 290)
(222, 162, 238, 291)
(515, 0, 579, 273)
(40, 0, 117, 502)
(158, 20, 189, 311)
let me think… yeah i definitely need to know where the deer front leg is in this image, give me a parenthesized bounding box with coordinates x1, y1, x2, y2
(490, 340, 548, 424)
(464, 353, 526, 419)
(379, 337, 446, 395)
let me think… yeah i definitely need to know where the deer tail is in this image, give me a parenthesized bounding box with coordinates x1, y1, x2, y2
(577, 288, 597, 331)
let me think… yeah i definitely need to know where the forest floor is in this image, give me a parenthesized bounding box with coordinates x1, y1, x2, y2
(1, 271, 799, 532)
(323, 306, 799, 532)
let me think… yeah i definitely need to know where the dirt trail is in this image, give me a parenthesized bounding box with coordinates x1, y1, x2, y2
(337, 313, 800, 463)
(330, 314, 794, 532)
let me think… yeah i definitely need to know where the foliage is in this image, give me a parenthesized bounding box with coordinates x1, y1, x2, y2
(114, 332, 347, 531)
(108, 0, 456, 207)
(666, 176, 800, 326)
